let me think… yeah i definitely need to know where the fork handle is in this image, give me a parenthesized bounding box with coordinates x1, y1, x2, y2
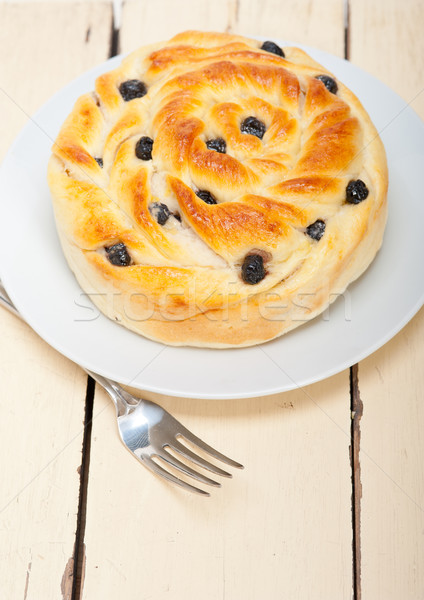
(84, 369, 139, 417)
(0, 282, 21, 319)
(0, 280, 136, 417)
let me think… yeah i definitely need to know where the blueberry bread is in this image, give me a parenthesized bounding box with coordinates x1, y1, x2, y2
(47, 31, 388, 348)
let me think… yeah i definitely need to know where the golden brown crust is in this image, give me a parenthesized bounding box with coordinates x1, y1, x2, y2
(48, 31, 388, 347)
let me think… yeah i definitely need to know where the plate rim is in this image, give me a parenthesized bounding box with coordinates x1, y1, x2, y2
(1, 40, 424, 399)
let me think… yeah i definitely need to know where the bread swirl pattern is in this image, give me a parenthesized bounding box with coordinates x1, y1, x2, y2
(48, 31, 388, 347)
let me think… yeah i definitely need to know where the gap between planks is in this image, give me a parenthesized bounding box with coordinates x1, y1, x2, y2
(344, 0, 362, 595)
(70, 12, 121, 599)
(350, 364, 363, 600)
(71, 376, 95, 600)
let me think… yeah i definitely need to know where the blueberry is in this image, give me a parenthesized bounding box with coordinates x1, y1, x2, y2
(346, 179, 369, 204)
(315, 75, 338, 94)
(206, 138, 226, 153)
(105, 243, 132, 266)
(94, 157, 103, 168)
(195, 190, 217, 205)
(306, 219, 326, 241)
(241, 254, 266, 285)
(240, 116, 266, 140)
(119, 79, 147, 101)
(149, 202, 171, 225)
(260, 41, 285, 58)
(135, 136, 154, 161)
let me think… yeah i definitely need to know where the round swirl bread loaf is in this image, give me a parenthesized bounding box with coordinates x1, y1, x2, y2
(48, 30, 388, 348)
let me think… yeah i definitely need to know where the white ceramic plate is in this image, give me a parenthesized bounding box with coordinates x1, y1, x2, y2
(1, 42, 423, 399)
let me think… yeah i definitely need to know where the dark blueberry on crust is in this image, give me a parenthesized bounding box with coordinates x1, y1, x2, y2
(149, 202, 171, 225)
(346, 179, 369, 204)
(315, 75, 338, 94)
(94, 157, 103, 168)
(260, 41, 285, 58)
(206, 138, 227, 153)
(306, 219, 326, 241)
(135, 136, 154, 161)
(105, 243, 132, 266)
(241, 254, 266, 285)
(119, 79, 147, 101)
(196, 190, 217, 205)
(240, 116, 266, 140)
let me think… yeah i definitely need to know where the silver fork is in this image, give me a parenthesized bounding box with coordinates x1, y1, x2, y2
(0, 282, 243, 496)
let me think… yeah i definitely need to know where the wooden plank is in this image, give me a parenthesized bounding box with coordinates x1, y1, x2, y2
(349, 0, 424, 118)
(120, 0, 344, 53)
(356, 311, 424, 599)
(0, 4, 112, 600)
(84, 375, 354, 600)
(227, 0, 345, 52)
(349, 0, 424, 597)
(83, 2, 353, 599)
(0, 2, 113, 159)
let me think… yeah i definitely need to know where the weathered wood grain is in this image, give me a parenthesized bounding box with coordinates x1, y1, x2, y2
(349, 0, 424, 117)
(0, 4, 111, 599)
(83, 2, 353, 598)
(120, 0, 344, 53)
(350, 0, 424, 597)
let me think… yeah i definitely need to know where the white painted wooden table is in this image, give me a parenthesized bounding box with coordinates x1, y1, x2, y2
(0, 2, 423, 599)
